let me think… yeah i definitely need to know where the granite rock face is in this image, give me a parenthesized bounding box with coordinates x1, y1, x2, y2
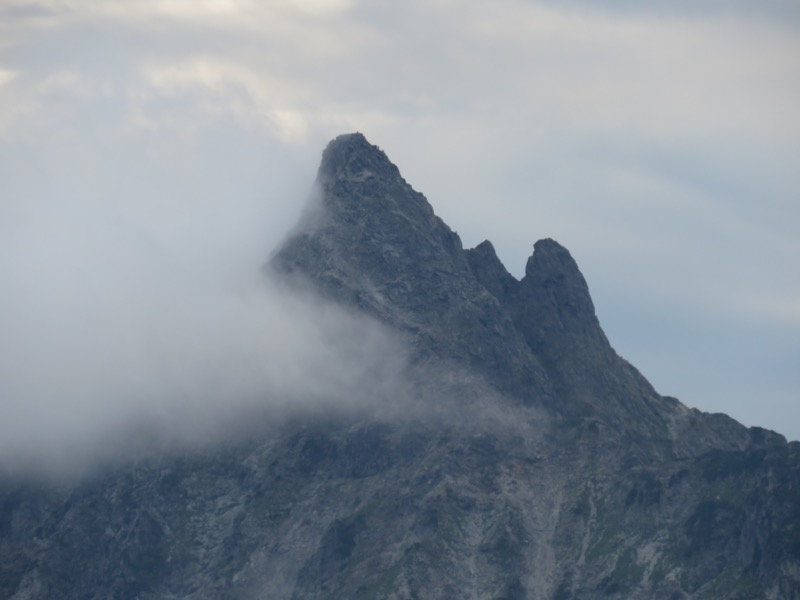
(2, 133, 799, 599)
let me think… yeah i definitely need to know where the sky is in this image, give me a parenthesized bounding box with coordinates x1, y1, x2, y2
(0, 0, 798, 468)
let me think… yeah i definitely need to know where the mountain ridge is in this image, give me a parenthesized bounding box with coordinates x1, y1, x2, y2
(1, 132, 797, 599)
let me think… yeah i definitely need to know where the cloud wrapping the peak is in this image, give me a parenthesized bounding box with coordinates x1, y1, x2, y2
(0, 218, 411, 475)
(0, 140, 411, 477)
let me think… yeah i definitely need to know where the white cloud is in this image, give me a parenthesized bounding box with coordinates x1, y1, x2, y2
(141, 59, 312, 142)
(289, 0, 355, 17)
(451, 2, 800, 140)
(0, 69, 16, 86)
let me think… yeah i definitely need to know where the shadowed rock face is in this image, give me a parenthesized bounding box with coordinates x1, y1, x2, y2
(2, 132, 798, 600)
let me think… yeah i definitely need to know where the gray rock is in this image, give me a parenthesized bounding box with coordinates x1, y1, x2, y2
(2, 132, 798, 599)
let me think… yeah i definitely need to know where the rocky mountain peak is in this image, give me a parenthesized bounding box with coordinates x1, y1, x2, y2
(272, 134, 553, 402)
(464, 240, 519, 301)
(272, 133, 463, 312)
(311, 132, 439, 243)
(272, 134, 655, 413)
(273, 134, 763, 446)
(520, 237, 608, 350)
(2, 133, 797, 600)
(317, 132, 401, 183)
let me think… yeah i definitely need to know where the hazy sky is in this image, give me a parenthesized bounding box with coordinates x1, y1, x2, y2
(1, 0, 798, 464)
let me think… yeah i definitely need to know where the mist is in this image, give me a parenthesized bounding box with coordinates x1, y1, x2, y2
(0, 152, 414, 479)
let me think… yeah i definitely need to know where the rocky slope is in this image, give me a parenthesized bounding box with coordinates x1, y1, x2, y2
(1, 133, 798, 599)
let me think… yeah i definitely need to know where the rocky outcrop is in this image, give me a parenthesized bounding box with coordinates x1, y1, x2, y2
(1, 132, 798, 599)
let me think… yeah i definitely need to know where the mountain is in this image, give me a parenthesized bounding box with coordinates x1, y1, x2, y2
(2, 133, 798, 599)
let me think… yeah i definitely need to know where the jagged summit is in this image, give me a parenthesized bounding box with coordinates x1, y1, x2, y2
(519, 238, 610, 362)
(271, 135, 622, 391)
(274, 136, 638, 410)
(2, 133, 798, 600)
(317, 132, 401, 183)
(464, 240, 518, 301)
(273, 133, 553, 401)
(311, 132, 439, 243)
(273, 133, 782, 450)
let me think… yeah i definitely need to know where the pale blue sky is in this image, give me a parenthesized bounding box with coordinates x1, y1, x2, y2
(1, 0, 798, 460)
